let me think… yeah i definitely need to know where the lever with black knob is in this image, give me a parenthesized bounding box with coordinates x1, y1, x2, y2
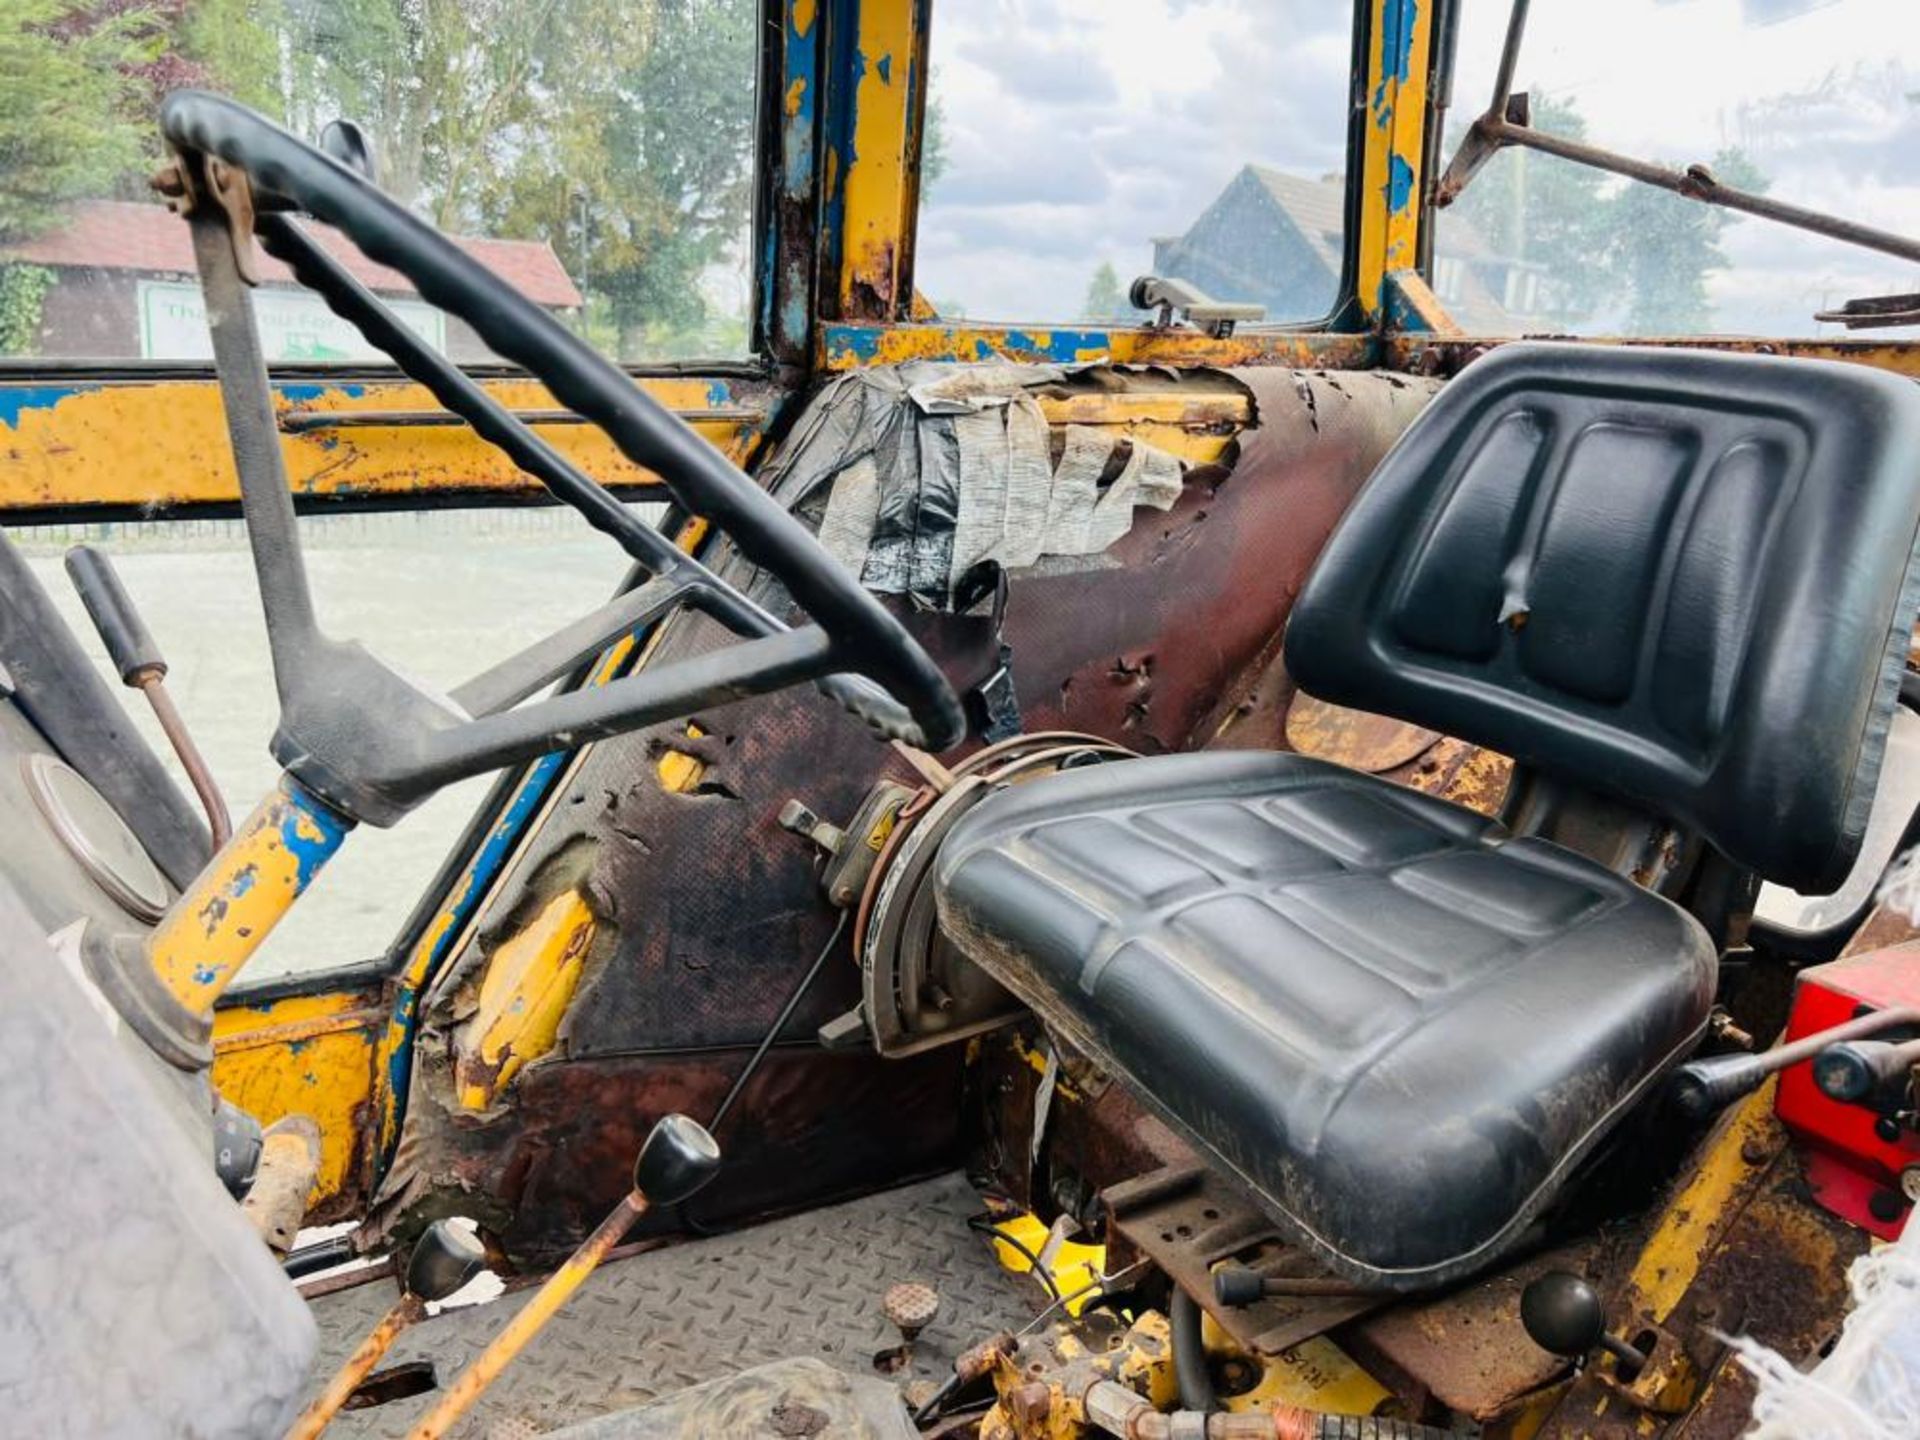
(288, 1219, 488, 1440)
(1813, 1037, 1920, 1105)
(1520, 1272, 1649, 1373)
(64, 544, 232, 849)
(1670, 1006, 1920, 1119)
(408, 1114, 721, 1440)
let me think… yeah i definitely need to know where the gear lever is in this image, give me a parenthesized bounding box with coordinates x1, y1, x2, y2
(287, 1219, 486, 1439)
(406, 1114, 720, 1440)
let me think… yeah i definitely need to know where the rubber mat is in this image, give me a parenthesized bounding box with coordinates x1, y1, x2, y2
(305, 1173, 1041, 1437)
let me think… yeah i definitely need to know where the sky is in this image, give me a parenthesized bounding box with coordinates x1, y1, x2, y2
(913, 0, 1920, 336)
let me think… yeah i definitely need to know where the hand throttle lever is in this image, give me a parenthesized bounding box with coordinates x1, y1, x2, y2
(64, 545, 232, 849)
(1669, 1006, 1920, 1119)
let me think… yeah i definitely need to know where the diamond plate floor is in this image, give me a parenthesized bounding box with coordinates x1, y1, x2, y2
(305, 1173, 1039, 1438)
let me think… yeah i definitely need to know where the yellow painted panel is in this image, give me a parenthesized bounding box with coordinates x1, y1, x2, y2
(213, 989, 379, 1206)
(837, 0, 921, 314)
(454, 889, 596, 1110)
(820, 323, 1377, 372)
(1625, 1077, 1782, 1322)
(0, 374, 761, 512)
(1356, 0, 1434, 317)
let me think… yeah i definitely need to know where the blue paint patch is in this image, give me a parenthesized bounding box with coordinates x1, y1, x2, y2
(288, 1037, 312, 1055)
(1387, 153, 1416, 215)
(193, 964, 220, 986)
(278, 784, 352, 891)
(1380, 0, 1418, 84)
(375, 746, 570, 1183)
(705, 379, 727, 408)
(824, 324, 884, 363)
(229, 866, 257, 898)
(276, 381, 368, 405)
(0, 383, 99, 430)
(877, 52, 892, 85)
(1003, 328, 1111, 364)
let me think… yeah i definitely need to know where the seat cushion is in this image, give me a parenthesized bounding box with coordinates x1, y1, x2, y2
(933, 751, 1716, 1289)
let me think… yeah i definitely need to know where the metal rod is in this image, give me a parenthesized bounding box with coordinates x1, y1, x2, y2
(1490, 120, 1920, 265)
(1488, 0, 1530, 118)
(708, 912, 849, 1136)
(137, 675, 232, 849)
(406, 1190, 646, 1440)
(278, 407, 760, 433)
(286, 1294, 423, 1440)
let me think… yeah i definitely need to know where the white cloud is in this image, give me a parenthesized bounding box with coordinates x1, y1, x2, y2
(914, 0, 1920, 335)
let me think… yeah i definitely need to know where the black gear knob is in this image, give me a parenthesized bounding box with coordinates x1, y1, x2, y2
(1520, 1272, 1606, 1356)
(633, 1114, 721, 1206)
(405, 1219, 489, 1302)
(1520, 1271, 1648, 1371)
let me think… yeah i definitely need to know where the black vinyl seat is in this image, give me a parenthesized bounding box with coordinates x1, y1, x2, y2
(935, 343, 1920, 1289)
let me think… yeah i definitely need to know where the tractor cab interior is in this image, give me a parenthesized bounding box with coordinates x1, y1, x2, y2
(5, 2, 1920, 1439)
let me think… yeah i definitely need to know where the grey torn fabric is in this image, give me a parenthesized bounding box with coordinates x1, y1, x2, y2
(776, 361, 1190, 610)
(817, 453, 883, 577)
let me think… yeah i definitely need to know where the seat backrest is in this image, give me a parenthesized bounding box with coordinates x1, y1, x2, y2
(1286, 342, 1920, 894)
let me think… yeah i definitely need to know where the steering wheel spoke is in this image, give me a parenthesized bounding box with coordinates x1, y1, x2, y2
(159, 93, 963, 826)
(428, 626, 839, 792)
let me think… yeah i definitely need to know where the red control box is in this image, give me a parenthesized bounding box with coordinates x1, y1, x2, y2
(1774, 947, 1920, 1239)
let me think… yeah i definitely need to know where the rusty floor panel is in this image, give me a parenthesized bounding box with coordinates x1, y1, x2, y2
(306, 1173, 1037, 1438)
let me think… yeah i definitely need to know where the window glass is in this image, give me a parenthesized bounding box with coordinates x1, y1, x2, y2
(0, 0, 757, 363)
(1435, 0, 1920, 337)
(916, 1, 1356, 328)
(17, 507, 645, 980)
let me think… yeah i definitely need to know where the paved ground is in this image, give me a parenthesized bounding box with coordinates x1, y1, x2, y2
(304, 1172, 1040, 1438)
(16, 511, 632, 978)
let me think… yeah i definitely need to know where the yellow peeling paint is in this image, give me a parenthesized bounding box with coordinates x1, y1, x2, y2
(454, 889, 596, 1110)
(784, 77, 807, 117)
(1357, 0, 1434, 319)
(150, 781, 344, 1013)
(791, 0, 815, 36)
(820, 322, 1378, 373)
(213, 989, 380, 1207)
(1624, 1076, 1782, 1322)
(0, 374, 760, 514)
(837, 0, 923, 316)
(654, 722, 708, 792)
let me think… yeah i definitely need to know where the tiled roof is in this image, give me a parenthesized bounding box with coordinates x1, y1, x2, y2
(2, 199, 582, 308)
(1248, 166, 1346, 272)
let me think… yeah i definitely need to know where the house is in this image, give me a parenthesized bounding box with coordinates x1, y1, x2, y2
(2, 200, 582, 363)
(1151, 165, 1536, 332)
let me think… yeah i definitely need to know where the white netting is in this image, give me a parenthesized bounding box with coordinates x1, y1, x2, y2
(1737, 1219, 1920, 1439)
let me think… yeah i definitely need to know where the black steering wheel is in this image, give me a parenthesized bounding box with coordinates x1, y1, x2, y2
(157, 92, 963, 827)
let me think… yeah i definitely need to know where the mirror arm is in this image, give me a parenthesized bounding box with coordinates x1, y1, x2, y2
(1430, 0, 1920, 268)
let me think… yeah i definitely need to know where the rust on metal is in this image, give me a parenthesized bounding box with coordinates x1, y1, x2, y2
(370, 366, 1440, 1261)
(240, 1114, 323, 1257)
(1104, 1164, 1387, 1356)
(412, 1188, 649, 1439)
(1284, 694, 1441, 774)
(286, 1291, 425, 1440)
(1391, 332, 1920, 382)
(1350, 1241, 1596, 1422)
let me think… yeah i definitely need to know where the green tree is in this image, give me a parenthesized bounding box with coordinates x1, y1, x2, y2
(1079, 260, 1124, 321)
(0, 1, 155, 240)
(1443, 94, 1613, 329)
(1610, 149, 1768, 334)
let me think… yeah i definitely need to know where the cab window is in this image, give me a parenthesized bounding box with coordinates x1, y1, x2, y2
(1435, 0, 1920, 337)
(0, 0, 759, 364)
(916, 2, 1358, 328)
